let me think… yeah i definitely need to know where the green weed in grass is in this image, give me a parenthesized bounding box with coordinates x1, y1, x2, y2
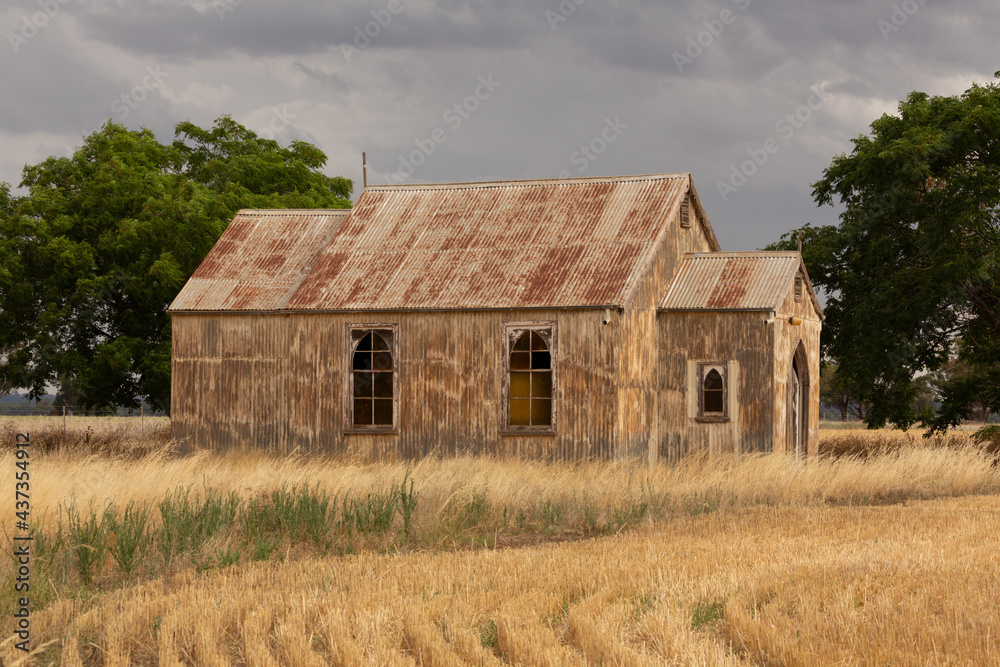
(631, 590, 657, 619)
(398, 471, 418, 538)
(241, 493, 283, 561)
(195, 546, 241, 573)
(448, 489, 490, 534)
(103, 501, 149, 576)
(581, 503, 601, 534)
(479, 620, 498, 649)
(342, 490, 398, 535)
(684, 487, 725, 516)
(691, 598, 726, 629)
(158, 487, 239, 564)
(246, 484, 340, 550)
(545, 588, 586, 628)
(294, 485, 336, 548)
(612, 496, 650, 529)
(67, 503, 105, 586)
(538, 499, 563, 532)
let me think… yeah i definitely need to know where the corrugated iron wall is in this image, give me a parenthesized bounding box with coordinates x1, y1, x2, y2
(656, 311, 775, 461)
(772, 276, 823, 456)
(617, 198, 718, 461)
(172, 309, 621, 459)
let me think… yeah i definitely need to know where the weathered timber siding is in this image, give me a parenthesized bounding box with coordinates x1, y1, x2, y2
(617, 198, 717, 460)
(772, 273, 823, 455)
(656, 311, 774, 460)
(172, 309, 619, 459)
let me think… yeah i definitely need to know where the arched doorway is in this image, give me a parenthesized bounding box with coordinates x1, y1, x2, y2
(788, 341, 810, 457)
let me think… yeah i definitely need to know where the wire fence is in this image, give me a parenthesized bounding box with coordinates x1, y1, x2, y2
(0, 403, 169, 442)
(0, 403, 165, 417)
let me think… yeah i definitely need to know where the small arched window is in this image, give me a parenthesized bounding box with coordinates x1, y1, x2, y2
(506, 326, 555, 429)
(703, 369, 724, 414)
(349, 326, 396, 429)
(697, 362, 728, 421)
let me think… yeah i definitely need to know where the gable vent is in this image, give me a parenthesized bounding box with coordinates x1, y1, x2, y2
(680, 198, 691, 228)
(794, 275, 803, 302)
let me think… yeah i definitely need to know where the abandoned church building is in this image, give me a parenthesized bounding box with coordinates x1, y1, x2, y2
(169, 173, 822, 461)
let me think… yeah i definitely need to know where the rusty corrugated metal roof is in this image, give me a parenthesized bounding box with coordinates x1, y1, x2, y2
(168, 209, 350, 312)
(284, 174, 704, 311)
(660, 252, 812, 312)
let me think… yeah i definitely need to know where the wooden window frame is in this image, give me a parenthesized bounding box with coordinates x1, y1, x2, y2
(344, 323, 399, 434)
(696, 361, 729, 423)
(501, 321, 557, 435)
(794, 276, 803, 302)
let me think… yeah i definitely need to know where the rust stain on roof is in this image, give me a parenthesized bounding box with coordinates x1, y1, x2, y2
(171, 174, 733, 313)
(707, 257, 752, 308)
(661, 252, 805, 311)
(284, 174, 695, 311)
(169, 209, 350, 312)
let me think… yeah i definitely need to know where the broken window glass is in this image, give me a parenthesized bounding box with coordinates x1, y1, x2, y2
(508, 329, 553, 427)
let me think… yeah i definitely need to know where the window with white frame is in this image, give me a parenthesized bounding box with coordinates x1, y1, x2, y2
(697, 362, 729, 421)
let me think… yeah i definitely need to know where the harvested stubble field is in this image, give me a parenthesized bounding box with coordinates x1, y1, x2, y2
(1, 421, 999, 665)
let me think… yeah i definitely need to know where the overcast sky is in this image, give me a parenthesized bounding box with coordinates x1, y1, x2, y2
(1, 0, 995, 249)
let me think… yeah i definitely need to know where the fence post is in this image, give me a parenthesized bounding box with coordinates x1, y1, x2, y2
(141, 404, 144, 435)
(63, 404, 66, 435)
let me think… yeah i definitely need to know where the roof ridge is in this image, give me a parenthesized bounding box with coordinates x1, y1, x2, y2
(689, 251, 799, 257)
(236, 209, 353, 215)
(365, 173, 688, 191)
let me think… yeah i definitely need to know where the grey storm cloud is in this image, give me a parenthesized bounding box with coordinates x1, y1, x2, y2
(67, 0, 541, 58)
(0, 0, 997, 252)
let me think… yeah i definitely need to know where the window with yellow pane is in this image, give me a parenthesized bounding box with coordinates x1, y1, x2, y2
(504, 324, 556, 432)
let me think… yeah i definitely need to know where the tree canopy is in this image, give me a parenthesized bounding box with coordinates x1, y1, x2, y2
(0, 116, 352, 412)
(771, 77, 1000, 431)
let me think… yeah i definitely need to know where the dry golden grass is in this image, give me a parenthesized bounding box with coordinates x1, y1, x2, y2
(0, 417, 170, 458)
(817, 426, 980, 457)
(2, 423, 999, 664)
(4, 431, 999, 538)
(4, 495, 999, 665)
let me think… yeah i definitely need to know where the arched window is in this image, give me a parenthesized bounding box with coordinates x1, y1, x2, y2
(506, 327, 554, 428)
(697, 362, 728, 421)
(349, 327, 396, 428)
(703, 369, 724, 413)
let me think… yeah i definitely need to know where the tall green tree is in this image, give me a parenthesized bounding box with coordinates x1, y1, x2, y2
(0, 117, 351, 412)
(172, 115, 352, 209)
(770, 76, 1000, 431)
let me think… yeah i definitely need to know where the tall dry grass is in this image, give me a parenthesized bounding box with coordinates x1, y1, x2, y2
(4, 431, 997, 535)
(0, 418, 170, 458)
(4, 495, 998, 665)
(3, 424, 999, 664)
